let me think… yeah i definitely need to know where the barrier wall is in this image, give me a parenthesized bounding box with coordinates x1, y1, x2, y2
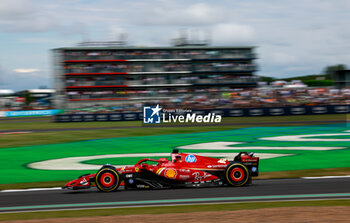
(54, 105, 349, 122)
(0, 109, 63, 117)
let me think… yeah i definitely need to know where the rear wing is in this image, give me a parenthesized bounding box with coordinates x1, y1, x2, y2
(234, 152, 259, 176)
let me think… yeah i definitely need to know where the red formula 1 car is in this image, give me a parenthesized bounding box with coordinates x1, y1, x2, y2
(63, 150, 259, 192)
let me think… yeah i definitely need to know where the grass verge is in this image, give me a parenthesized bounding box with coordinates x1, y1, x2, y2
(0, 114, 346, 130)
(0, 199, 349, 221)
(0, 126, 244, 148)
(1, 167, 349, 190)
(0, 114, 347, 149)
(0, 181, 67, 190)
(256, 167, 350, 179)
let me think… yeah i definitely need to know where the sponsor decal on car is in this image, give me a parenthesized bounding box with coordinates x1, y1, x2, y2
(165, 168, 177, 178)
(207, 165, 227, 168)
(79, 178, 88, 185)
(185, 154, 197, 163)
(217, 159, 228, 164)
(179, 175, 190, 180)
(192, 172, 211, 181)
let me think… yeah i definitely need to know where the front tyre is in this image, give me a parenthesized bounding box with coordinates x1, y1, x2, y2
(225, 163, 249, 186)
(95, 167, 121, 192)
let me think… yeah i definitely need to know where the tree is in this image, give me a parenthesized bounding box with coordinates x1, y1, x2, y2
(304, 79, 334, 87)
(25, 91, 33, 106)
(323, 64, 347, 79)
(258, 76, 276, 83)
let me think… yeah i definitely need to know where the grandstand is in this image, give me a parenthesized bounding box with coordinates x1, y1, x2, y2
(52, 43, 258, 109)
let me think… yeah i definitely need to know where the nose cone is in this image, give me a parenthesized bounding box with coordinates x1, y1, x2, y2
(62, 179, 78, 189)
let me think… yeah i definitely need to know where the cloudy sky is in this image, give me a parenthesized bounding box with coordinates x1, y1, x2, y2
(0, 0, 349, 90)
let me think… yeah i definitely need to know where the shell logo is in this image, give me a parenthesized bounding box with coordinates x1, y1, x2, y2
(165, 168, 177, 178)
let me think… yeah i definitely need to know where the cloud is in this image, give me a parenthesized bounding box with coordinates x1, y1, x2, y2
(128, 2, 225, 26)
(268, 52, 297, 66)
(0, 0, 60, 32)
(13, 68, 40, 73)
(0, 0, 35, 20)
(1, 68, 50, 91)
(1, 17, 59, 32)
(212, 23, 255, 45)
(2, 0, 350, 90)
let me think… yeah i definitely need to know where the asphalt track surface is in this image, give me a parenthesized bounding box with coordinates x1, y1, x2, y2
(0, 177, 349, 213)
(0, 120, 346, 133)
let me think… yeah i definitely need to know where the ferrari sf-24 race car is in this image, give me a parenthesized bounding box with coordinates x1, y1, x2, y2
(63, 150, 259, 192)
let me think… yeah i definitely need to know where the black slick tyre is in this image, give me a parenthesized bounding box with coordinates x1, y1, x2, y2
(95, 167, 121, 192)
(225, 163, 249, 186)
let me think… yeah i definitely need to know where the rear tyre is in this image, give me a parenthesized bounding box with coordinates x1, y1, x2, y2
(225, 163, 249, 186)
(95, 167, 121, 192)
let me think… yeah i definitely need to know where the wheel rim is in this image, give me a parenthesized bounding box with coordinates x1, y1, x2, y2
(100, 172, 115, 187)
(230, 167, 244, 182)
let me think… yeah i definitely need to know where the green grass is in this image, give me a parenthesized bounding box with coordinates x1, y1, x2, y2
(0, 114, 348, 188)
(0, 181, 68, 190)
(0, 114, 347, 149)
(0, 126, 245, 148)
(256, 167, 350, 179)
(0, 114, 346, 131)
(0, 199, 349, 221)
(0, 119, 141, 130)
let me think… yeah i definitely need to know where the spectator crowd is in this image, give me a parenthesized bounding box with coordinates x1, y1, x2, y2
(64, 62, 256, 74)
(64, 49, 254, 60)
(63, 87, 350, 114)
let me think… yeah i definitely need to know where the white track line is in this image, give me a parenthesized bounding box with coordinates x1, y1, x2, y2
(301, 175, 350, 179)
(0, 187, 61, 193)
